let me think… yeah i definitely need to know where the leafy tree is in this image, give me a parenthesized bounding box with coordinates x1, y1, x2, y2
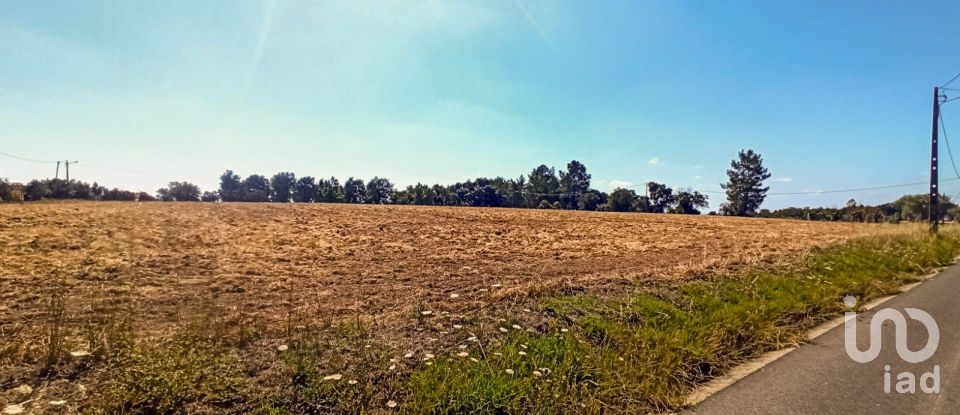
(201, 191, 220, 202)
(270, 172, 296, 202)
(559, 160, 591, 209)
(90, 182, 105, 199)
(366, 177, 395, 204)
(525, 165, 560, 208)
(103, 188, 136, 201)
(892, 194, 955, 222)
(24, 180, 48, 201)
(412, 183, 432, 205)
(431, 184, 448, 206)
(606, 188, 638, 212)
(577, 191, 604, 211)
(344, 177, 366, 204)
(672, 190, 709, 214)
(294, 176, 317, 203)
(219, 170, 243, 202)
(137, 192, 157, 202)
(506, 176, 525, 208)
(317, 177, 343, 203)
(468, 185, 505, 207)
(720, 149, 771, 216)
(0, 179, 11, 202)
(242, 175, 271, 202)
(646, 182, 675, 213)
(157, 181, 201, 201)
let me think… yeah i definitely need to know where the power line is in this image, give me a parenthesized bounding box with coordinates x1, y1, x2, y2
(0, 151, 58, 164)
(767, 180, 949, 195)
(942, 96, 960, 105)
(940, 111, 960, 179)
(943, 73, 960, 88)
(689, 179, 955, 197)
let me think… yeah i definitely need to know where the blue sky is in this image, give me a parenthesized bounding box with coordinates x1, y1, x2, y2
(2, 0, 960, 209)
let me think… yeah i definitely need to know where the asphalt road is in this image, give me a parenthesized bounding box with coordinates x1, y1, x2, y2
(687, 264, 960, 415)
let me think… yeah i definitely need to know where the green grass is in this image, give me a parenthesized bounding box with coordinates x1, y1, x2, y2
(97, 318, 247, 414)
(20, 230, 959, 414)
(406, 230, 960, 414)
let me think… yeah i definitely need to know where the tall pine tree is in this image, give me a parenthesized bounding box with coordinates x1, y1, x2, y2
(720, 149, 771, 216)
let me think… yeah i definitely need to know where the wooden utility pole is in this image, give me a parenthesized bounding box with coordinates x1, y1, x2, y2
(55, 161, 61, 179)
(931, 87, 941, 234)
(65, 160, 78, 181)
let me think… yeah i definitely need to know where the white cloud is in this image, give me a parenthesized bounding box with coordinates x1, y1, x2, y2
(693, 175, 702, 181)
(773, 177, 793, 183)
(647, 157, 660, 166)
(693, 165, 705, 170)
(609, 180, 633, 190)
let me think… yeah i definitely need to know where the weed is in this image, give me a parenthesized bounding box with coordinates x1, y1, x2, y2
(40, 287, 67, 377)
(97, 327, 246, 414)
(407, 230, 960, 414)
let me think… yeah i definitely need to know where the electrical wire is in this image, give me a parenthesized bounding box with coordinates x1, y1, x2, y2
(689, 179, 953, 197)
(943, 73, 960, 88)
(0, 151, 58, 164)
(940, 111, 960, 179)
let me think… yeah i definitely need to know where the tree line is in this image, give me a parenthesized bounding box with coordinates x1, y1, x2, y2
(759, 194, 959, 224)
(0, 149, 777, 217)
(191, 161, 714, 214)
(0, 178, 155, 202)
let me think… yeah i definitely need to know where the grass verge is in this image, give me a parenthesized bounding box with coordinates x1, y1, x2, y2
(407, 230, 960, 414)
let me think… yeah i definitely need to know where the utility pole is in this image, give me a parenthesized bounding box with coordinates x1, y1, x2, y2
(65, 160, 78, 181)
(55, 161, 61, 179)
(931, 87, 941, 234)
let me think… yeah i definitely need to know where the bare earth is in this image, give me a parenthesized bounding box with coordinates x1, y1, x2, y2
(1, 201, 898, 343)
(0, 202, 912, 411)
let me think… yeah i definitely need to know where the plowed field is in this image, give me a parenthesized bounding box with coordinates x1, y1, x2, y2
(0, 202, 904, 411)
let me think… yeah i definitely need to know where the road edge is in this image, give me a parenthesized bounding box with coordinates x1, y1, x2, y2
(682, 266, 949, 407)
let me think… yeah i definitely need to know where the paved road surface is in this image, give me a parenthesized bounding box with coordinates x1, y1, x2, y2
(687, 264, 960, 415)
